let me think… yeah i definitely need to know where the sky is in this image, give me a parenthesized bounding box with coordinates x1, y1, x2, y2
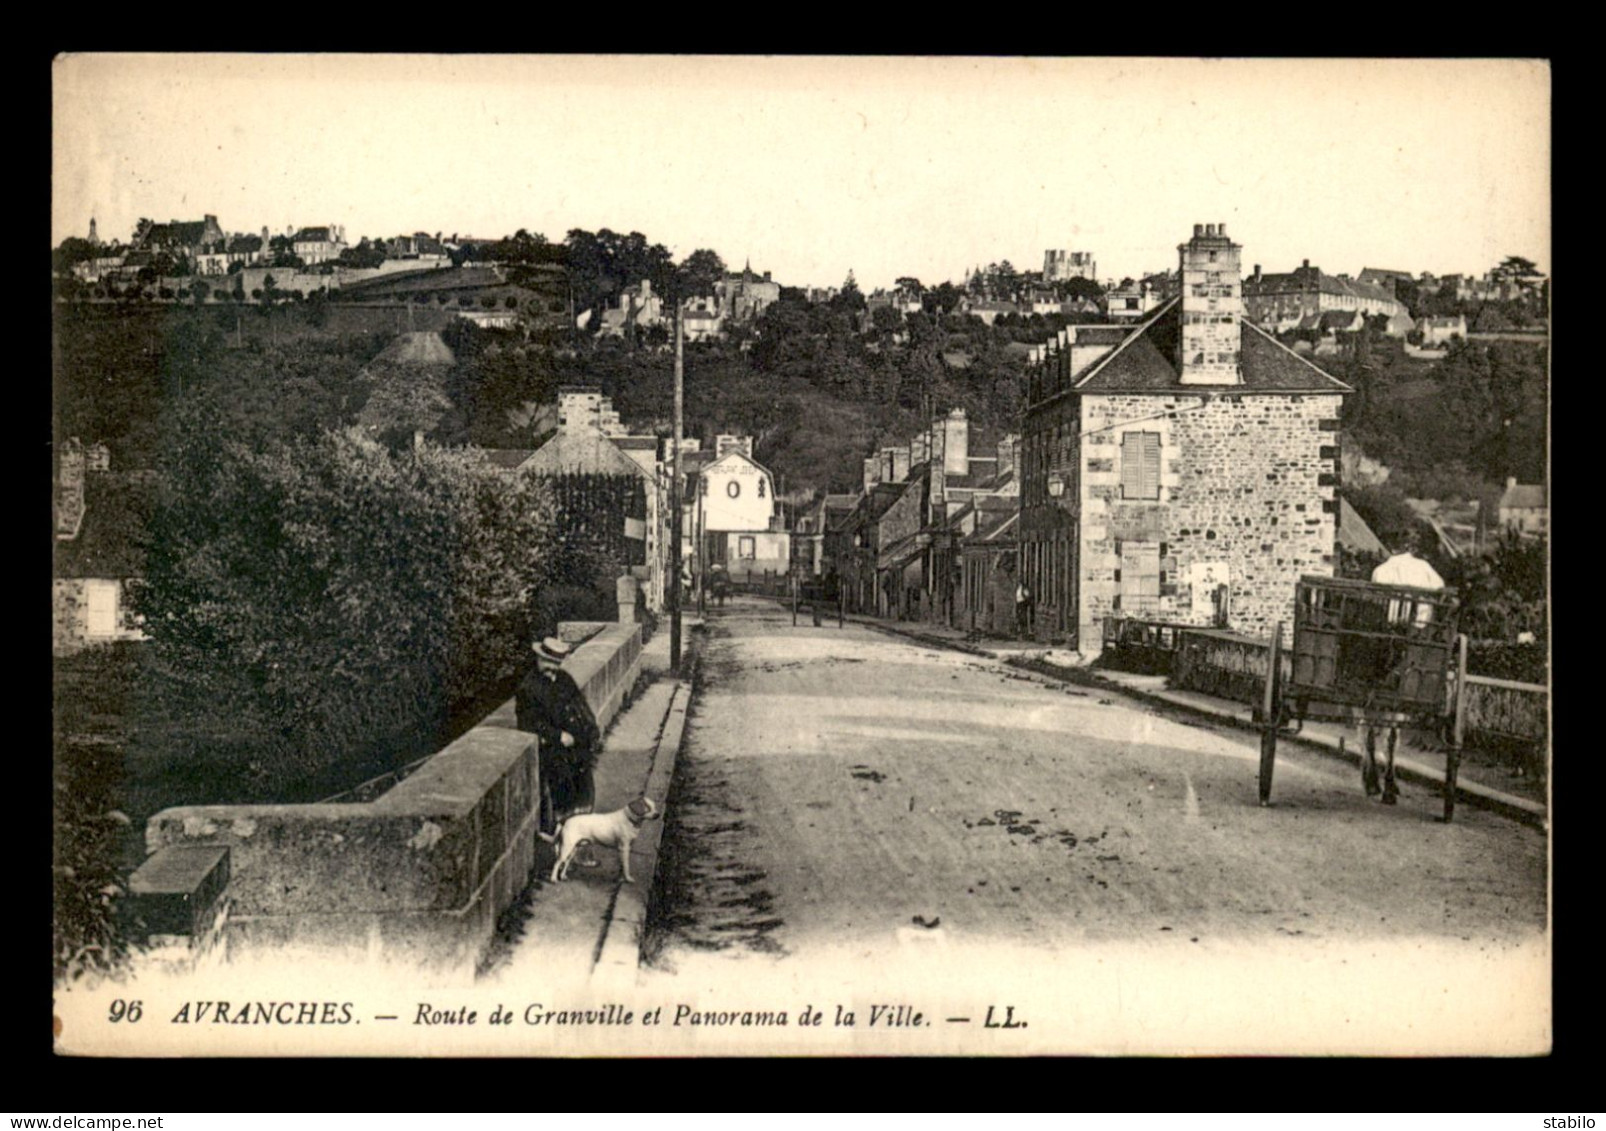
(52, 55, 1550, 291)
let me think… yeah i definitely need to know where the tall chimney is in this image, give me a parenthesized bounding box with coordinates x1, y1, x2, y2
(1177, 222, 1244, 386)
(996, 434, 1018, 480)
(864, 456, 882, 494)
(944, 408, 969, 476)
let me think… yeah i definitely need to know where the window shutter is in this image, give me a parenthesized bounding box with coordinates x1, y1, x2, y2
(1122, 433, 1161, 500)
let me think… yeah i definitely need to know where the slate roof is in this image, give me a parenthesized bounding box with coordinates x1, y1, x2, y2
(144, 221, 211, 247)
(1357, 268, 1413, 287)
(1248, 266, 1400, 307)
(1499, 482, 1547, 510)
(964, 506, 1018, 545)
(293, 227, 335, 242)
(523, 431, 647, 478)
(1070, 298, 1352, 394)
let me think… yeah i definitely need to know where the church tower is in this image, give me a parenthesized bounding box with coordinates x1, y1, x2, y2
(1177, 222, 1243, 385)
(88, 217, 99, 246)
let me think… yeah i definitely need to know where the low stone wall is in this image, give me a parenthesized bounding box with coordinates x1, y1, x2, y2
(144, 719, 539, 979)
(133, 620, 644, 977)
(1170, 627, 1292, 705)
(565, 622, 643, 734)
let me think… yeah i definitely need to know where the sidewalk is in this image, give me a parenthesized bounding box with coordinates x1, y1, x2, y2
(481, 616, 699, 984)
(846, 609, 1547, 829)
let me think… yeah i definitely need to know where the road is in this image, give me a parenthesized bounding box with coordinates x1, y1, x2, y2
(644, 599, 1547, 987)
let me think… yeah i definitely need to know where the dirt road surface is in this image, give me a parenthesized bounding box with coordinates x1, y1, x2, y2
(641, 598, 1549, 1055)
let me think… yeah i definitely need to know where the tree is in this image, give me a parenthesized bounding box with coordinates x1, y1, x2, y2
(870, 304, 902, 335)
(1064, 276, 1103, 301)
(930, 281, 962, 315)
(674, 248, 726, 301)
(831, 271, 866, 314)
(52, 236, 99, 276)
(1493, 255, 1540, 279)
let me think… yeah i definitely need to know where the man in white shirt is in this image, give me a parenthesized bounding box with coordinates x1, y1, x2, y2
(1371, 540, 1446, 589)
(1363, 529, 1445, 803)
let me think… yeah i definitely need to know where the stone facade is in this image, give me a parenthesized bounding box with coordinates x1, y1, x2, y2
(1075, 392, 1342, 645)
(1020, 224, 1350, 650)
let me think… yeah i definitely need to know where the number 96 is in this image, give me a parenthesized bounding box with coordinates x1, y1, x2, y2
(108, 999, 143, 1023)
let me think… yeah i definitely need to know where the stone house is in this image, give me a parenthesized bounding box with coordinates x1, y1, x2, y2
(54, 453, 154, 655)
(134, 214, 226, 263)
(715, 265, 781, 323)
(290, 225, 349, 265)
(1496, 478, 1548, 537)
(1420, 314, 1468, 346)
(1243, 260, 1409, 332)
(1019, 222, 1351, 651)
(957, 496, 1020, 637)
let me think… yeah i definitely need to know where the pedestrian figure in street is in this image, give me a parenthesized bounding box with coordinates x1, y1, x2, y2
(517, 636, 603, 866)
(1362, 530, 1446, 804)
(1015, 578, 1033, 640)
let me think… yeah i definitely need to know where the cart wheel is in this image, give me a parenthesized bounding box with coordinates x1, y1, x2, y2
(1258, 726, 1277, 806)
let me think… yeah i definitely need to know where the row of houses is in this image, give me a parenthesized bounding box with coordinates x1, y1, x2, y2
(66, 216, 466, 285)
(798, 408, 1025, 634)
(579, 264, 783, 341)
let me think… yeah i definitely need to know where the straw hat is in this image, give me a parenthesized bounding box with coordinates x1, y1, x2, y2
(532, 636, 573, 664)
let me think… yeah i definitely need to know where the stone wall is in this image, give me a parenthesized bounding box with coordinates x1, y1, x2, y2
(134, 622, 644, 978)
(143, 719, 540, 980)
(1078, 392, 1343, 647)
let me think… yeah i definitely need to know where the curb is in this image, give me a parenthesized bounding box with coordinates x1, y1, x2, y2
(853, 617, 1547, 831)
(590, 678, 692, 986)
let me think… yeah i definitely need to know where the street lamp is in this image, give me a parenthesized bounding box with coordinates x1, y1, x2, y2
(1047, 473, 1066, 498)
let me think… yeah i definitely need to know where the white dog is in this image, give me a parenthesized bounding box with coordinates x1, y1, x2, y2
(541, 796, 661, 883)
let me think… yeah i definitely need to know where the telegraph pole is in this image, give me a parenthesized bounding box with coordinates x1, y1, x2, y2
(670, 297, 684, 671)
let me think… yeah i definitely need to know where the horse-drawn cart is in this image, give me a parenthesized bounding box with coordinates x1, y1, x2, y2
(1257, 575, 1470, 821)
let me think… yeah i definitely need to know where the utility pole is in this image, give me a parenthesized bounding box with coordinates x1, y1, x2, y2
(670, 297, 684, 672)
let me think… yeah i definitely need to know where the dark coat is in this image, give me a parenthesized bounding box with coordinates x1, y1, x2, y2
(515, 664, 602, 818)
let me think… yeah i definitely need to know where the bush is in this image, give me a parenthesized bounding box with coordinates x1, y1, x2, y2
(134, 427, 586, 791)
(53, 646, 137, 983)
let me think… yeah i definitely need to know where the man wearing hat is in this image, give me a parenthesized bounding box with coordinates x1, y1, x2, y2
(517, 636, 603, 858)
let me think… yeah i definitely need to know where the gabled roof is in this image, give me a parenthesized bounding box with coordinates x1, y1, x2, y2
(1070, 298, 1352, 394)
(523, 431, 647, 478)
(702, 448, 775, 480)
(1499, 482, 1547, 510)
(963, 507, 1018, 545)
